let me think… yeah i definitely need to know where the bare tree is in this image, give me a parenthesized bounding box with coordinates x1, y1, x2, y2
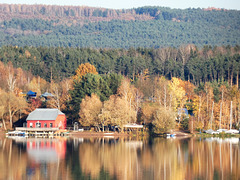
(7, 63, 16, 93)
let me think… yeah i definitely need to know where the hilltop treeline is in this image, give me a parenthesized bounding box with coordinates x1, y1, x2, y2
(0, 45, 239, 86)
(0, 4, 151, 22)
(0, 4, 237, 23)
(0, 5, 239, 47)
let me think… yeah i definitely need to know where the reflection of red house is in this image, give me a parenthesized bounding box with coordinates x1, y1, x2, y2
(26, 108, 67, 129)
(27, 138, 67, 163)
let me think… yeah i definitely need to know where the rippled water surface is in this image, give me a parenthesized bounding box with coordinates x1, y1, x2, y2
(0, 136, 239, 180)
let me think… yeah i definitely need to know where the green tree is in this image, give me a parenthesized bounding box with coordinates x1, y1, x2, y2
(69, 73, 112, 120)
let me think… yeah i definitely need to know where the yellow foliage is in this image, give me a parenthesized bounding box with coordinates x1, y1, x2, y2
(137, 68, 150, 80)
(25, 50, 31, 58)
(152, 107, 177, 133)
(141, 103, 159, 124)
(14, 87, 23, 97)
(181, 80, 195, 102)
(26, 77, 41, 96)
(100, 95, 135, 130)
(169, 77, 187, 110)
(79, 94, 102, 126)
(73, 63, 98, 81)
(154, 76, 170, 107)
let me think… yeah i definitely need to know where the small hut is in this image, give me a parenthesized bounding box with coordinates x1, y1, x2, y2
(27, 90, 37, 99)
(40, 92, 55, 101)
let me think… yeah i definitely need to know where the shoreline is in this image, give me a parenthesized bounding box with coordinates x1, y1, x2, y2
(1, 129, 239, 138)
(68, 130, 193, 138)
(69, 131, 130, 138)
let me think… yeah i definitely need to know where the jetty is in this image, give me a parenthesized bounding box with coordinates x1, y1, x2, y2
(6, 127, 68, 137)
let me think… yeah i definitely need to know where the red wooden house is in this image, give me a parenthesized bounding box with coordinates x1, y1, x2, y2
(26, 108, 67, 129)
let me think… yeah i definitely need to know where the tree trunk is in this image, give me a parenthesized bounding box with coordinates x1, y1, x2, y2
(164, 84, 167, 109)
(205, 86, 209, 118)
(228, 67, 230, 86)
(237, 71, 239, 89)
(230, 101, 233, 130)
(9, 105, 13, 129)
(234, 102, 237, 124)
(9, 106, 17, 129)
(102, 123, 104, 132)
(2, 118, 6, 130)
(238, 104, 240, 128)
(169, 94, 172, 110)
(198, 96, 201, 122)
(158, 92, 162, 106)
(210, 101, 214, 129)
(219, 102, 222, 129)
(219, 89, 224, 129)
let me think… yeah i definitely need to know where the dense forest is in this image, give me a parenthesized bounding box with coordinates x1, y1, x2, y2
(0, 5, 239, 47)
(0, 45, 239, 86)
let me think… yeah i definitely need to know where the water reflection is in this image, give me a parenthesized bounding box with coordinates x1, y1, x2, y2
(27, 138, 66, 163)
(0, 136, 239, 180)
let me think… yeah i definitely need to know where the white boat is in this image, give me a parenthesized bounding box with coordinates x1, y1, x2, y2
(205, 129, 219, 134)
(225, 129, 239, 134)
(6, 131, 26, 137)
(166, 134, 176, 138)
(216, 129, 228, 133)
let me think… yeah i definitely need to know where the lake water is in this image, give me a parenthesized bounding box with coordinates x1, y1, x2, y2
(0, 136, 239, 180)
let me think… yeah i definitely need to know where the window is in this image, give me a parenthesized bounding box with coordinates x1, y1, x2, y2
(36, 122, 41, 128)
(30, 123, 33, 128)
(50, 123, 53, 128)
(44, 123, 47, 128)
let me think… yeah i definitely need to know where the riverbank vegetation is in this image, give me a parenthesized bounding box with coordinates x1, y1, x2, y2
(0, 45, 239, 135)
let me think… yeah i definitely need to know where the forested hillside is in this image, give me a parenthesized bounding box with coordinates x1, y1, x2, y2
(0, 45, 239, 86)
(0, 5, 239, 48)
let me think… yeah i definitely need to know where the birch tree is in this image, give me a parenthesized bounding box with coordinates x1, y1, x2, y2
(79, 94, 102, 129)
(7, 92, 27, 128)
(7, 62, 16, 93)
(99, 95, 135, 132)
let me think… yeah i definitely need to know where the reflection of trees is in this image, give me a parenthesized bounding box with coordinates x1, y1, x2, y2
(78, 138, 142, 179)
(77, 137, 240, 180)
(78, 138, 186, 180)
(150, 139, 186, 180)
(0, 137, 239, 180)
(0, 138, 28, 179)
(188, 138, 240, 180)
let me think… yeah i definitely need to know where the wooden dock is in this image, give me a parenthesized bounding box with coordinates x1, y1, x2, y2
(6, 127, 68, 137)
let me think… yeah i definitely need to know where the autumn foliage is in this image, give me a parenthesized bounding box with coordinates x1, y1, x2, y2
(0, 59, 240, 134)
(73, 63, 98, 81)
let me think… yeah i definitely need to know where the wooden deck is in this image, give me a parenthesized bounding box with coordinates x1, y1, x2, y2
(6, 127, 68, 137)
(16, 127, 59, 132)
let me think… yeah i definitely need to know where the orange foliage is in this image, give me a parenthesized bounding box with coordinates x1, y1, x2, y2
(73, 63, 98, 81)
